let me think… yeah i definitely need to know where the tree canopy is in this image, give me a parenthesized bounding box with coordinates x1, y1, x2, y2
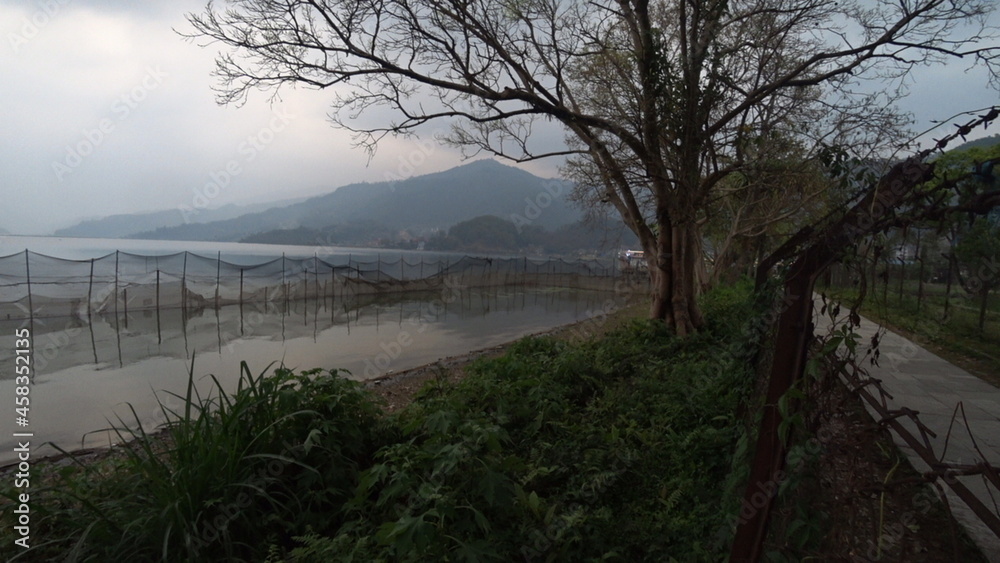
(186, 0, 1000, 334)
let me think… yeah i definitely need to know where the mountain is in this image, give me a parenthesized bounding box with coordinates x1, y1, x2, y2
(54, 200, 303, 239)
(130, 160, 581, 243)
(949, 134, 1000, 154)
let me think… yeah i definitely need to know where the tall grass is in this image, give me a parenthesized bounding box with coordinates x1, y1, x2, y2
(1, 361, 385, 562)
(2, 282, 763, 562)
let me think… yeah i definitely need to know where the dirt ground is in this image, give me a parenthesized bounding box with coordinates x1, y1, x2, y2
(786, 373, 988, 561)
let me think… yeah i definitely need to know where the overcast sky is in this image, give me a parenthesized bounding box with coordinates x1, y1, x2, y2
(1, 0, 998, 236)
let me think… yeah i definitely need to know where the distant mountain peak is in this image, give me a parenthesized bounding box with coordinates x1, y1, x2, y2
(72, 160, 581, 243)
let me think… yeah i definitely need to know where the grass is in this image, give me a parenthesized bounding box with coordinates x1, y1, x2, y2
(827, 280, 1000, 386)
(1, 282, 767, 562)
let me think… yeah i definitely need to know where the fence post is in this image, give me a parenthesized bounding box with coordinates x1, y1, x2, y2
(24, 250, 33, 329)
(114, 250, 120, 320)
(87, 257, 95, 318)
(181, 252, 188, 313)
(156, 268, 162, 344)
(282, 253, 289, 310)
(214, 251, 220, 309)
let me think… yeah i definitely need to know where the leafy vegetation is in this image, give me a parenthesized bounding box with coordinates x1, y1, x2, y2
(2, 284, 761, 562)
(426, 215, 638, 255)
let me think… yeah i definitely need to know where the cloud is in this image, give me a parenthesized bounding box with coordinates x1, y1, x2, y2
(0, 0, 995, 236)
(0, 0, 477, 235)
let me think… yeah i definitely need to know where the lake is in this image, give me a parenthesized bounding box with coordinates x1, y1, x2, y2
(0, 238, 623, 465)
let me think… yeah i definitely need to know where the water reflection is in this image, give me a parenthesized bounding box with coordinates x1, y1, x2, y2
(0, 287, 613, 464)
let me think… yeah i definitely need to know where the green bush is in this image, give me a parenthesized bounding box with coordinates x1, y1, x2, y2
(2, 363, 386, 562)
(3, 282, 761, 562)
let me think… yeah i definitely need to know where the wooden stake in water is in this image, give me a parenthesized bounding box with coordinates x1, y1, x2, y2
(24, 250, 34, 338)
(156, 269, 162, 344)
(215, 251, 221, 309)
(114, 250, 120, 319)
(181, 252, 188, 313)
(87, 257, 95, 318)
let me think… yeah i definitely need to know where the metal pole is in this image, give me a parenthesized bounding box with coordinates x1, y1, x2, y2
(114, 250, 120, 319)
(181, 252, 188, 313)
(87, 257, 95, 318)
(24, 250, 34, 330)
(156, 269, 162, 344)
(215, 251, 222, 310)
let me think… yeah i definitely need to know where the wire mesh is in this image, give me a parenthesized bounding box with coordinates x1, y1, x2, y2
(0, 250, 619, 320)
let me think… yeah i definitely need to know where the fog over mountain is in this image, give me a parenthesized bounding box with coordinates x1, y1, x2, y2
(56, 160, 581, 244)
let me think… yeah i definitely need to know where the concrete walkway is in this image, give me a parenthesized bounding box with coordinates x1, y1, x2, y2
(815, 305, 1000, 561)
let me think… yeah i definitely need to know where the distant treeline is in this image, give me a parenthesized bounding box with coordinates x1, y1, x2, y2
(241, 215, 638, 255)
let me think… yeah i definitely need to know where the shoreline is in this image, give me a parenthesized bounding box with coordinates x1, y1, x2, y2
(0, 307, 639, 476)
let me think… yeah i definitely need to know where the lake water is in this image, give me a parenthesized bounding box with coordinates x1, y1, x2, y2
(0, 237, 623, 465)
(0, 247, 620, 465)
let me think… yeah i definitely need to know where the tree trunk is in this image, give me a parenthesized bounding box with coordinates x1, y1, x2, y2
(646, 219, 674, 324)
(640, 214, 705, 334)
(671, 224, 694, 336)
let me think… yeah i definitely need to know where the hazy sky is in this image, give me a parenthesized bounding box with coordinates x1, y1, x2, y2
(1, 0, 998, 235)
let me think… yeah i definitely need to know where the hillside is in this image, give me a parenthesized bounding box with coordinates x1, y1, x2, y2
(948, 133, 1000, 153)
(53, 200, 303, 239)
(130, 160, 580, 243)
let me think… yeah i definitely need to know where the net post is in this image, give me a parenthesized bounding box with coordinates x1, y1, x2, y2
(114, 250, 120, 319)
(215, 251, 221, 310)
(155, 268, 162, 344)
(282, 253, 288, 310)
(240, 268, 245, 306)
(314, 254, 320, 301)
(181, 252, 188, 313)
(24, 250, 34, 330)
(87, 257, 95, 318)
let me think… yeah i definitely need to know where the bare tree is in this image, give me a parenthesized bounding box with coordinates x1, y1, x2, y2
(185, 0, 999, 335)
